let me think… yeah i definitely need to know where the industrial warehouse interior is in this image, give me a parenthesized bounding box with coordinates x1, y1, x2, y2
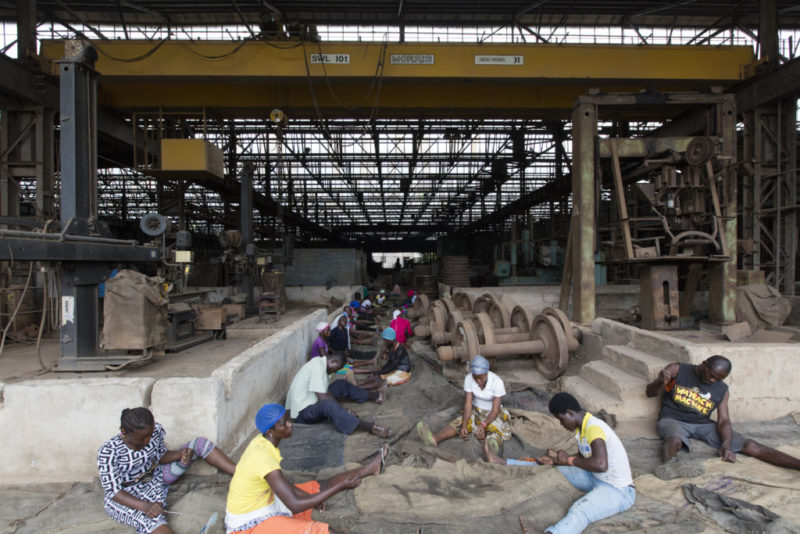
(1, 1, 800, 533)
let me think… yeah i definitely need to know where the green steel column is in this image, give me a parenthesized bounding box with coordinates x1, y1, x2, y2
(571, 101, 597, 323)
(709, 96, 737, 322)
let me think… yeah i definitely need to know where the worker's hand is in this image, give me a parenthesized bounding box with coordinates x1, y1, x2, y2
(657, 368, 673, 384)
(718, 447, 737, 463)
(459, 425, 469, 440)
(556, 451, 571, 466)
(475, 424, 486, 440)
(536, 455, 555, 466)
(142, 501, 164, 518)
(179, 447, 193, 465)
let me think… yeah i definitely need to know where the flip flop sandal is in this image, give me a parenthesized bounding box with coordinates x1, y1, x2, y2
(487, 436, 501, 455)
(416, 421, 437, 448)
(379, 442, 389, 474)
(200, 512, 218, 534)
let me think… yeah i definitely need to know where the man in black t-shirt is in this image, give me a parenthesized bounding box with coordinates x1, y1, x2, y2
(647, 355, 800, 472)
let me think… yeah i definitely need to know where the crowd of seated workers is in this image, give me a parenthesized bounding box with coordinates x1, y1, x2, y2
(97, 284, 800, 534)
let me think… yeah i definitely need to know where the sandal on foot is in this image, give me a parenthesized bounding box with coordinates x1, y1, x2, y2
(379, 441, 389, 474)
(487, 436, 501, 455)
(371, 424, 392, 439)
(416, 421, 437, 448)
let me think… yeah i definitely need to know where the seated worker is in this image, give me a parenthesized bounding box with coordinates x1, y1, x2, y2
(390, 309, 413, 347)
(338, 305, 374, 343)
(416, 355, 511, 450)
(375, 289, 387, 307)
(225, 403, 389, 534)
(403, 289, 417, 308)
(98, 407, 237, 534)
(308, 322, 330, 360)
(286, 351, 391, 438)
(351, 328, 411, 387)
(483, 393, 635, 534)
(647, 355, 800, 478)
(329, 314, 374, 361)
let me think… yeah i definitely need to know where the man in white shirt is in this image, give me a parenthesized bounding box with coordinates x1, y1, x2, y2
(285, 352, 391, 438)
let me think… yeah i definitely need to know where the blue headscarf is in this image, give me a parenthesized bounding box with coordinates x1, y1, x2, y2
(470, 355, 490, 375)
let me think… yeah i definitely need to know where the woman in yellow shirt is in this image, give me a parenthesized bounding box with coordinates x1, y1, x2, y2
(225, 403, 389, 534)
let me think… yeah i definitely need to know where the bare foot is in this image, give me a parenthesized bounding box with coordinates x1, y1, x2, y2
(483, 436, 506, 465)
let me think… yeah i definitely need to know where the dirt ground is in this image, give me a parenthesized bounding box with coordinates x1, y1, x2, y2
(2, 327, 800, 534)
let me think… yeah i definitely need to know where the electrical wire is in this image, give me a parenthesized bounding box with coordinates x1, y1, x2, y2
(94, 37, 169, 62)
(0, 262, 34, 358)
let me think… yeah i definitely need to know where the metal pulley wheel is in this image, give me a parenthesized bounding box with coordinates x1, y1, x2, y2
(438, 320, 481, 362)
(440, 297, 458, 316)
(452, 292, 474, 312)
(532, 314, 569, 380)
(473, 293, 500, 315)
(509, 305, 533, 335)
(685, 136, 716, 167)
(139, 212, 169, 237)
(433, 309, 464, 346)
(472, 312, 499, 345)
(541, 307, 580, 351)
(487, 300, 510, 329)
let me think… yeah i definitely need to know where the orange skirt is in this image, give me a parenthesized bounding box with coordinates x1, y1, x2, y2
(237, 481, 329, 534)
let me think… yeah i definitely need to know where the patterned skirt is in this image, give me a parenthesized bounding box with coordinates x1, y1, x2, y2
(448, 405, 512, 441)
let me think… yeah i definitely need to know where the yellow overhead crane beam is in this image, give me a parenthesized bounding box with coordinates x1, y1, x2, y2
(40, 40, 754, 118)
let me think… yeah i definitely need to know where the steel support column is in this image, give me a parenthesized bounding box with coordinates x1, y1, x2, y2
(240, 163, 255, 310)
(58, 41, 101, 366)
(708, 96, 738, 321)
(570, 101, 597, 323)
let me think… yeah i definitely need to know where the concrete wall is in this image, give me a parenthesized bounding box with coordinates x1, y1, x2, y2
(284, 248, 364, 287)
(286, 285, 361, 307)
(0, 309, 326, 484)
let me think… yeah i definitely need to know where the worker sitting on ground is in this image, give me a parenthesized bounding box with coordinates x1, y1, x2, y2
(337, 305, 373, 344)
(416, 355, 511, 450)
(375, 289, 387, 307)
(308, 322, 330, 360)
(225, 403, 389, 534)
(98, 407, 237, 534)
(484, 392, 634, 534)
(390, 309, 413, 348)
(329, 314, 375, 361)
(351, 327, 411, 387)
(646, 354, 800, 479)
(286, 351, 391, 438)
(349, 301, 377, 330)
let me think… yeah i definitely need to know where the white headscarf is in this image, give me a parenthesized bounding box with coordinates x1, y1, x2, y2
(315, 322, 329, 333)
(392, 310, 402, 320)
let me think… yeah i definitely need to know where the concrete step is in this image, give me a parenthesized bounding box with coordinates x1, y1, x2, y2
(563, 374, 661, 420)
(592, 317, 695, 363)
(579, 360, 648, 399)
(562, 375, 622, 414)
(602, 344, 669, 382)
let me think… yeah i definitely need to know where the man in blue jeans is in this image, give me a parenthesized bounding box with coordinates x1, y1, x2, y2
(484, 392, 634, 533)
(285, 351, 391, 438)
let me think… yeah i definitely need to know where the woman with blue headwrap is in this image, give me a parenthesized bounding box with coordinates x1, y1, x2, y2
(416, 355, 512, 451)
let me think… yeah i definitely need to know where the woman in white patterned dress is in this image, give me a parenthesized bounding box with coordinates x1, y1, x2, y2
(97, 407, 236, 534)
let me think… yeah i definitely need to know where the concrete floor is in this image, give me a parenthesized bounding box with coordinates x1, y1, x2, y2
(0, 304, 320, 383)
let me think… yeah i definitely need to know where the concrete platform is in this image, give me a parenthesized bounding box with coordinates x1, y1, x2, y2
(0, 305, 328, 483)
